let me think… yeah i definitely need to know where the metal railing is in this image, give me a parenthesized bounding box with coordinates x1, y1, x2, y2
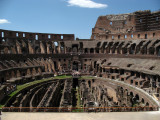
(1, 106, 159, 112)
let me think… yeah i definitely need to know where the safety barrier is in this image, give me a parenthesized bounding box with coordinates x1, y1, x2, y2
(2, 106, 159, 112)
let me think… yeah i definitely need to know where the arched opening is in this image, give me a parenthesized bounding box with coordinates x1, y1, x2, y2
(130, 44, 136, 54)
(63, 64, 67, 71)
(72, 44, 78, 53)
(35, 46, 40, 54)
(130, 92, 133, 97)
(149, 47, 155, 55)
(1, 77, 5, 83)
(60, 42, 65, 53)
(146, 102, 149, 106)
(80, 42, 83, 48)
(22, 73, 26, 76)
(69, 48, 72, 53)
(94, 61, 97, 68)
(88, 81, 91, 88)
(135, 94, 139, 101)
(90, 48, 94, 53)
(84, 48, 88, 53)
(72, 61, 79, 71)
(141, 98, 144, 104)
(95, 48, 99, 53)
(156, 46, 160, 56)
(54, 61, 57, 70)
(22, 47, 28, 54)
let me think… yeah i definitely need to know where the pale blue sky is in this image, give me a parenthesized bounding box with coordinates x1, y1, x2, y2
(0, 0, 159, 39)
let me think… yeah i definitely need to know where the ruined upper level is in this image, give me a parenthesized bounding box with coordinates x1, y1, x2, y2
(91, 10, 160, 40)
(0, 29, 75, 42)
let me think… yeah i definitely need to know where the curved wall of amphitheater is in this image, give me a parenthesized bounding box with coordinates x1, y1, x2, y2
(0, 10, 160, 112)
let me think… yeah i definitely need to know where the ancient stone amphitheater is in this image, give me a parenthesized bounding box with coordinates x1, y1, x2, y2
(0, 10, 160, 112)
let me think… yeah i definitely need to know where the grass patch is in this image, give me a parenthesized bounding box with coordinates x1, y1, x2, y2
(72, 108, 83, 112)
(53, 75, 72, 79)
(79, 76, 95, 80)
(0, 104, 4, 108)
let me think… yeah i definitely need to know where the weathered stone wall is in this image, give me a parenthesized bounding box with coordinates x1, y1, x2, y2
(0, 10, 160, 110)
(91, 10, 160, 40)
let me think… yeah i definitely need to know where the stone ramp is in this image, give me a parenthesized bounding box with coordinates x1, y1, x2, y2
(1, 112, 160, 120)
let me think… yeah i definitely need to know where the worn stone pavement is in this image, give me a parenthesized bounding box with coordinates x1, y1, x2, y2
(1, 111, 160, 120)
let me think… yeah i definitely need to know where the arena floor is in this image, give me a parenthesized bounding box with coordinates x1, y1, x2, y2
(1, 111, 160, 120)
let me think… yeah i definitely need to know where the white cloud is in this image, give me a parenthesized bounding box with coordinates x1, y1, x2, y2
(67, 0, 107, 8)
(0, 19, 11, 24)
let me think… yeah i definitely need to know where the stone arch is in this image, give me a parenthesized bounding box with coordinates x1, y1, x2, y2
(112, 42, 119, 54)
(35, 46, 40, 54)
(22, 47, 28, 54)
(53, 61, 57, 70)
(32, 68, 37, 76)
(72, 44, 78, 53)
(135, 94, 139, 101)
(68, 48, 72, 53)
(90, 48, 94, 53)
(95, 48, 99, 53)
(135, 42, 143, 54)
(5, 72, 10, 80)
(84, 48, 88, 53)
(97, 42, 101, 47)
(46, 59, 52, 72)
(146, 102, 149, 106)
(16, 70, 21, 77)
(37, 67, 42, 74)
(120, 86, 123, 90)
(156, 45, 160, 56)
(72, 60, 80, 71)
(41, 59, 48, 72)
(148, 47, 155, 55)
(129, 43, 136, 54)
(141, 98, 145, 104)
(11, 71, 16, 78)
(11, 47, 17, 54)
(4, 47, 9, 54)
(130, 91, 134, 97)
(48, 44, 53, 54)
(27, 69, 31, 76)
(63, 64, 67, 70)
(124, 89, 128, 95)
(0, 77, 5, 83)
(101, 42, 107, 53)
(88, 80, 91, 88)
(48, 59, 55, 72)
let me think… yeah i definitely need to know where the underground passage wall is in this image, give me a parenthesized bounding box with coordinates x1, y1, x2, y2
(2, 77, 158, 112)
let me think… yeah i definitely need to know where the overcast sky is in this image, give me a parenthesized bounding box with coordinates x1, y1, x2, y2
(0, 0, 159, 39)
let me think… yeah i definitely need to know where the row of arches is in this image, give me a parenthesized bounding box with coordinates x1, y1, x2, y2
(0, 67, 43, 84)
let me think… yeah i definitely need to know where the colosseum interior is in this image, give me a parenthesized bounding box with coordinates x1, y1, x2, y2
(0, 10, 160, 112)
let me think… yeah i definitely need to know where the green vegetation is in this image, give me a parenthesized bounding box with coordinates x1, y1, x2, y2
(10, 75, 71, 97)
(0, 75, 72, 108)
(72, 108, 83, 112)
(53, 75, 72, 79)
(80, 76, 95, 80)
(76, 87, 81, 107)
(0, 104, 4, 108)
(72, 87, 84, 112)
